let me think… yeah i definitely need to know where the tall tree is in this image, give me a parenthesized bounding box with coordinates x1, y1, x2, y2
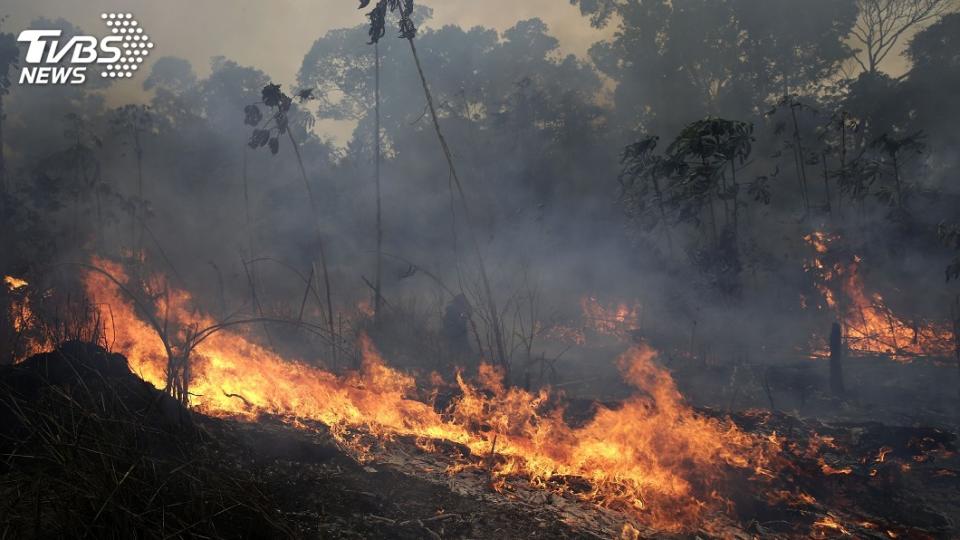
(850, 0, 955, 75)
(373, 42, 383, 324)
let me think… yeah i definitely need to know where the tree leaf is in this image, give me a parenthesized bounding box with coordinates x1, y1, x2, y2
(261, 84, 283, 107)
(243, 104, 262, 126)
(249, 129, 270, 149)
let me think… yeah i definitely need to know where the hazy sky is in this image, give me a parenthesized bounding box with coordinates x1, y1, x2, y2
(4, 1, 608, 92)
(4, 0, 919, 142)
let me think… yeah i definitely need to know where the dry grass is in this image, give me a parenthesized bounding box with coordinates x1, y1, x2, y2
(0, 342, 292, 539)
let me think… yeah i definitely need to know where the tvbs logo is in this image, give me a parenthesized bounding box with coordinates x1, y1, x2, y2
(18, 13, 154, 85)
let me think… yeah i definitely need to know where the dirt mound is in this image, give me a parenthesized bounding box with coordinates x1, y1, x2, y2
(1, 341, 188, 440)
(0, 342, 289, 539)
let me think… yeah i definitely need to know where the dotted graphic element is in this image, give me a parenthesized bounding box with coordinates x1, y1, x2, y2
(99, 13, 153, 79)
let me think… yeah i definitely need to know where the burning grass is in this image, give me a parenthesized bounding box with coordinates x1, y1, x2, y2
(6, 256, 958, 537)
(75, 257, 779, 533)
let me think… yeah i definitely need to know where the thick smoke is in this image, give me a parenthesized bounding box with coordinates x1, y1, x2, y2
(0, 3, 958, 421)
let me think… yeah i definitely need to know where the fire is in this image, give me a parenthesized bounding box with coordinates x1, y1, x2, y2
(355, 299, 374, 318)
(818, 458, 853, 475)
(4, 275, 53, 360)
(803, 232, 954, 361)
(4, 276, 32, 334)
(580, 296, 642, 340)
(619, 522, 641, 539)
(72, 257, 779, 532)
(545, 323, 586, 345)
(812, 516, 851, 536)
(4, 275, 28, 290)
(541, 296, 642, 346)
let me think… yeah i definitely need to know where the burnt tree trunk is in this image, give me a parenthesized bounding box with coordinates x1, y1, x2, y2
(829, 321, 845, 396)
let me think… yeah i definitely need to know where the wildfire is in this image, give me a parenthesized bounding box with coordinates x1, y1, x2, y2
(75, 258, 779, 532)
(580, 296, 642, 341)
(803, 232, 954, 361)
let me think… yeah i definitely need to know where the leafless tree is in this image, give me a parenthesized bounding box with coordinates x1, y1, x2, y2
(373, 42, 384, 324)
(850, 0, 956, 75)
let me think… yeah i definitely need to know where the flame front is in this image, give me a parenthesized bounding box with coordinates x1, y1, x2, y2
(81, 258, 777, 531)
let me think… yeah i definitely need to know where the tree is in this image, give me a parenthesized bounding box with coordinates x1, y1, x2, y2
(620, 118, 762, 294)
(902, 13, 960, 180)
(850, 0, 955, 75)
(373, 41, 383, 324)
(571, 0, 857, 134)
(869, 131, 925, 211)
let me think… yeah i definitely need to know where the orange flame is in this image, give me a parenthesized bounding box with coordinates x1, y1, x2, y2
(75, 258, 777, 532)
(4, 275, 28, 290)
(812, 516, 851, 537)
(804, 232, 953, 361)
(4, 276, 54, 360)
